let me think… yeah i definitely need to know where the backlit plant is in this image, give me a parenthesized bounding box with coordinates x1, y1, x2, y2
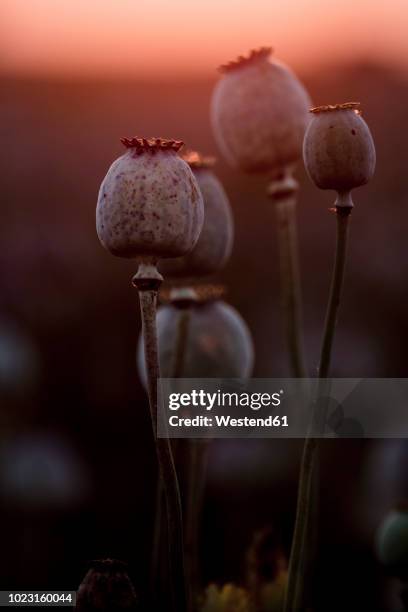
(138, 284, 254, 607)
(285, 103, 376, 612)
(137, 286, 254, 382)
(161, 151, 234, 279)
(211, 48, 310, 173)
(211, 47, 311, 377)
(96, 137, 204, 612)
(143, 150, 236, 608)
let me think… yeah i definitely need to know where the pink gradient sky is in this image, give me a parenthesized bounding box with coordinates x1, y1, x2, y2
(2, 0, 408, 77)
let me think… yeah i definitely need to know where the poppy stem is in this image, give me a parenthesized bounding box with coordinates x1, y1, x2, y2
(284, 204, 352, 612)
(269, 170, 307, 378)
(151, 305, 190, 605)
(318, 205, 351, 379)
(134, 261, 187, 612)
(171, 301, 208, 612)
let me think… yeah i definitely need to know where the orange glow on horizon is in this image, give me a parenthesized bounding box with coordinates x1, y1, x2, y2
(2, 0, 408, 78)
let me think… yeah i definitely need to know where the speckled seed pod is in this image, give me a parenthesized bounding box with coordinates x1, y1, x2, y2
(376, 506, 408, 578)
(303, 103, 376, 195)
(96, 138, 204, 259)
(211, 48, 311, 173)
(160, 152, 234, 277)
(137, 295, 254, 385)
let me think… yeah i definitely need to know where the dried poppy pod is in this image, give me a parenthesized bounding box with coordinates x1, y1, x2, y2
(96, 138, 202, 612)
(137, 289, 254, 384)
(287, 104, 376, 612)
(211, 48, 311, 173)
(303, 103, 376, 203)
(96, 138, 204, 259)
(160, 151, 234, 278)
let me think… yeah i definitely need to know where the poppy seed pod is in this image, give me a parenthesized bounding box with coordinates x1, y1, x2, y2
(137, 292, 254, 384)
(160, 152, 234, 278)
(376, 506, 408, 578)
(211, 48, 311, 173)
(303, 103, 376, 198)
(96, 138, 204, 259)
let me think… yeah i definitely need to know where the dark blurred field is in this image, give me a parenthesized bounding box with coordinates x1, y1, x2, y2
(1, 62, 408, 610)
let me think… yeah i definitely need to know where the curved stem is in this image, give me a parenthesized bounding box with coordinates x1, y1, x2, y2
(270, 172, 307, 378)
(284, 204, 352, 612)
(134, 262, 187, 612)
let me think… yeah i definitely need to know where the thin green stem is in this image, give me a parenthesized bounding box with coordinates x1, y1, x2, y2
(284, 203, 352, 612)
(135, 264, 187, 612)
(275, 195, 307, 378)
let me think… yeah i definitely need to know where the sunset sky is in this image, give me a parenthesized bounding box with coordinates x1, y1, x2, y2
(2, 0, 408, 77)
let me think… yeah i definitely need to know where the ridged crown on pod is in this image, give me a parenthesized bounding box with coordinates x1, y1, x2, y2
(96, 138, 204, 259)
(211, 48, 311, 173)
(160, 151, 234, 278)
(137, 297, 254, 386)
(303, 103, 376, 192)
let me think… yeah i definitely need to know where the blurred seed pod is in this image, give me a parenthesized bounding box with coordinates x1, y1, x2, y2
(211, 48, 311, 173)
(376, 505, 408, 578)
(0, 318, 41, 400)
(137, 297, 254, 385)
(0, 433, 88, 511)
(303, 103, 376, 195)
(76, 559, 137, 611)
(96, 138, 204, 259)
(160, 152, 233, 278)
